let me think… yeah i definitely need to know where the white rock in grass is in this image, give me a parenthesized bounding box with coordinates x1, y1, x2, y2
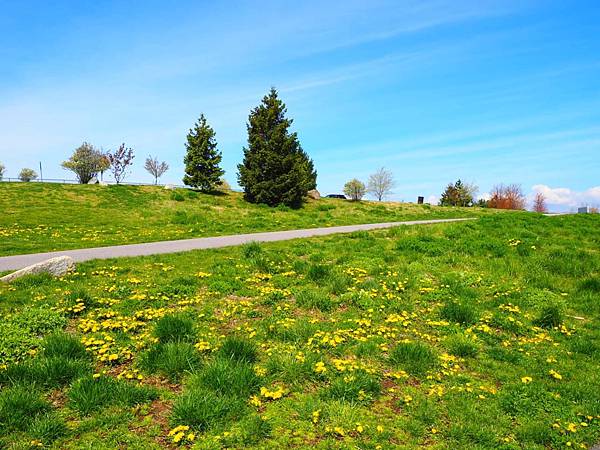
(164, 184, 176, 190)
(0, 256, 75, 283)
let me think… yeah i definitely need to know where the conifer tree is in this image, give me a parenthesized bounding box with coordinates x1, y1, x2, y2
(183, 114, 224, 191)
(237, 88, 316, 208)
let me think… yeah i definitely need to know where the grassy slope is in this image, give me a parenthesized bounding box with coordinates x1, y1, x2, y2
(1, 213, 599, 448)
(0, 182, 491, 256)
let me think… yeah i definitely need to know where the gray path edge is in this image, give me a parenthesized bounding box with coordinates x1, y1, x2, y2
(0, 218, 476, 272)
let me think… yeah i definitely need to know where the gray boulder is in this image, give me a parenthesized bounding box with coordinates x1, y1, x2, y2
(87, 177, 99, 184)
(0, 256, 75, 283)
(164, 184, 176, 190)
(307, 189, 321, 200)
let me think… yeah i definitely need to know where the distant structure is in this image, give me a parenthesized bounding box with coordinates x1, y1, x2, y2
(578, 206, 590, 214)
(417, 196, 424, 204)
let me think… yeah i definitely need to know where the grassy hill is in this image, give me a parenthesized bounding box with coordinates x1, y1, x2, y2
(1, 213, 599, 448)
(0, 182, 492, 256)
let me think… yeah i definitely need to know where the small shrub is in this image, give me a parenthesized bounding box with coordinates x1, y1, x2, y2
(171, 388, 245, 432)
(140, 342, 202, 381)
(154, 314, 196, 344)
(440, 301, 478, 326)
(189, 358, 260, 397)
(0, 385, 49, 431)
(68, 376, 157, 415)
(43, 333, 89, 360)
(19, 167, 38, 182)
(390, 341, 437, 376)
(446, 335, 478, 358)
(217, 336, 257, 364)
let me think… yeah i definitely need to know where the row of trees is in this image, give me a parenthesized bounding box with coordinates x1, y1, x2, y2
(438, 179, 548, 212)
(343, 168, 395, 201)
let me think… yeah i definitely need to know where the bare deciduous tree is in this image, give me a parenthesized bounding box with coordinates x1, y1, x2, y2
(367, 167, 395, 201)
(107, 143, 135, 184)
(0, 162, 5, 181)
(488, 184, 526, 210)
(144, 156, 169, 184)
(533, 192, 548, 213)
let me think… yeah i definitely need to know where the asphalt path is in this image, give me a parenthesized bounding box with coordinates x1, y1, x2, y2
(0, 218, 476, 272)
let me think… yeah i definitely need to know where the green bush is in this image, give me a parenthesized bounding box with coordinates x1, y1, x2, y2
(217, 336, 257, 364)
(390, 341, 437, 376)
(154, 314, 196, 343)
(68, 376, 157, 415)
(140, 342, 202, 381)
(0, 385, 50, 431)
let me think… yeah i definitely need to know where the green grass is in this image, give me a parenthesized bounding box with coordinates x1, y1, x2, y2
(0, 182, 491, 255)
(0, 212, 599, 448)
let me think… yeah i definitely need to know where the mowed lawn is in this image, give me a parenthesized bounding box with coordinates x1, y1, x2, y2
(0, 183, 490, 256)
(0, 213, 599, 449)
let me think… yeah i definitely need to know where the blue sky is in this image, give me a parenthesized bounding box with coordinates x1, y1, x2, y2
(1, 0, 599, 210)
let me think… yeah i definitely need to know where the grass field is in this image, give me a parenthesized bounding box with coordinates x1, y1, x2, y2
(0, 183, 490, 256)
(1, 213, 599, 449)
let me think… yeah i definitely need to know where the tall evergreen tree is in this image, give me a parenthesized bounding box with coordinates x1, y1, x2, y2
(183, 114, 224, 191)
(237, 88, 317, 208)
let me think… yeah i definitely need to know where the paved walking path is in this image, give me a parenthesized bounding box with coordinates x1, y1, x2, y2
(0, 218, 475, 272)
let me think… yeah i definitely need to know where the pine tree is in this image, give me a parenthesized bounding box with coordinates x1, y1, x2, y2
(183, 114, 224, 191)
(237, 88, 317, 208)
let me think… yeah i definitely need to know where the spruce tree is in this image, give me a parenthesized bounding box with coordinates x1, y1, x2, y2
(183, 114, 224, 191)
(237, 88, 317, 208)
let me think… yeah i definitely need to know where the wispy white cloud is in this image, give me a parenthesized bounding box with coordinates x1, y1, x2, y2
(531, 185, 600, 208)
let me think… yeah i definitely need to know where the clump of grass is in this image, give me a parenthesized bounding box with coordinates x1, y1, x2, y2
(0, 385, 50, 431)
(324, 371, 381, 403)
(68, 376, 157, 415)
(445, 335, 478, 358)
(578, 276, 600, 292)
(43, 332, 90, 360)
(171, 388, 245, 432)
(326, 272, 351, 295)
(242, 241, 263, 259)
(29, 413, 68, 445)
(217, 336, 257, 364)
(390, 341, 437, 376)
(170, 191, 185, 202)
(307, 263, 331, 281)
(139, 342, 202, 381)
(154, 314, 196, 343)
(534, 303, 563, 328)
(189, 358, 261, 398)
(440, 301, 478, 325)
(0, 356, 91, 389)
(229, 414, 272, 446)
(295, 288, 333, 312)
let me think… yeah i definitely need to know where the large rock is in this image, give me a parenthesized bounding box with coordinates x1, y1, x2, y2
(307, 189, 321, 200)
(87, 177, 99, 184)
(164, 184, 176, 190)
(0, 256, 75, 283)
